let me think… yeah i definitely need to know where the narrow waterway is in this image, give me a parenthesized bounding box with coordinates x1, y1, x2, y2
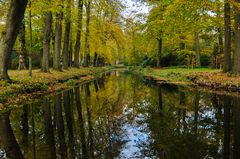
(0, 71, 238, 159)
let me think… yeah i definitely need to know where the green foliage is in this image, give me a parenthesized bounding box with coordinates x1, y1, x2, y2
(0, 0, 230, 72)
(65, 79, 76, 86)
(123, 0, 226, 68)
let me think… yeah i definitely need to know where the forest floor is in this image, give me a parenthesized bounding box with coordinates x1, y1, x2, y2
(139, 67, 240, 95)
(0, 67, 113, 108)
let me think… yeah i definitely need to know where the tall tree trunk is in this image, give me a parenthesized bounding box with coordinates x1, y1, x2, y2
(215, 1, 223, 69)
(157, 37, 162, 68)
(233, 96, 240, 158)
(194, 32, 201, 67)
(29, 1, 32, 77)
(224, 96, 231, 159)
(74, 0, 84, 68)
(83, 0, 91, 67)
(157, 83, 163, 111)
(218, 28, 224, 69)
(18, 21, 27, 70)
(53, 11, 63, 71)
(54, 94, 67, 158)
(218, 31, 224, 56)
(69, 32, 73, 67)
(63, 91, 76, 158)
(31, 104, 36, 158)
(224, 1, 231, 73)
(194, 92, 200, 122)
(21, 105, 29, 149)
(0, 111, 24, 159)
(84, 83, 94, 158)
(233, 0, 240, 74)
(42, 98, 57, 159)
(62, 0, 71, 70)
(41, 12, 52, 72)
(75, 87, 88, 158)
(0, 0, 28, 81)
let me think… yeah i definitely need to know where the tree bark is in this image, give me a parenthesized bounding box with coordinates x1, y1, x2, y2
(93, 52, 98, 67)
(0, 0, 28, 81)
(224, 1, 232, 73)
(18, 21, 27, 70)
(74, 0, 84, 68)
(69, 33, 73, 67)
(62, 0, 71, 69)
(218, 28, 224, 69)
(157, 37, 162, 68)
(233, 0, 240, 74)
(28, 1, 32, 77)
(53, 11, 63, 71)
(194, 32, 201, 67)
(41, 12, 52, 72)
(83, 0, 91, 67)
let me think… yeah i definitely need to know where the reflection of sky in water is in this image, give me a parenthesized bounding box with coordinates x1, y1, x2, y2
(117, 104, 153, 159)
(0, 149, 6, 158)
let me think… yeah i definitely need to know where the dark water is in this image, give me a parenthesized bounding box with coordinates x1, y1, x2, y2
(0, 71, 239, 159)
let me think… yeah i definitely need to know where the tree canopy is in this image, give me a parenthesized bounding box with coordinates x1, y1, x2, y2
(0, 0, 240, 80)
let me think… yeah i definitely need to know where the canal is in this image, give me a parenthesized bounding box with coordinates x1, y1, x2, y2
(0, 71, 238, 159)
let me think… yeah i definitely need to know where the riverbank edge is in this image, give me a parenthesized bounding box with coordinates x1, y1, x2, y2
(131, 67, 240, 96)
(0, 67, 115, 109)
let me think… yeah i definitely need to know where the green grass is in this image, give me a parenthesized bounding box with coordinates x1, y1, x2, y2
(0, 67, 112, 104)
(142, 67, 221, 82)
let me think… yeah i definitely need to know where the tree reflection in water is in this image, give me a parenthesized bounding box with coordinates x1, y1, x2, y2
(0, 111, 24, 159)
(1, 72, 240, 158)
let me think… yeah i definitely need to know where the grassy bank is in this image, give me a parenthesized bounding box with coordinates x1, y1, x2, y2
(135, 67, 240, 93)
(0, 67, 112, 107)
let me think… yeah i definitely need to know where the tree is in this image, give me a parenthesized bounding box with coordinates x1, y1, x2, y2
(73, 0, 84, 68)
(0, 0, 28, 81)
(147, 1, 166, 68)
(83, 0, 91, 67)
(62, 0, 72, 69)
(18, 21, 27, 70)
(0, 112, 24, 159)
(157, 37, 162, 68)
(233, 0, 240, 74)
(29, 0, 32, 76)
(224, 0, 231, 72)
(41, 2, 52, 72)
(53, 3, 63, 71)
(195, 32, 201, 67)
(90, 0, 125, 66)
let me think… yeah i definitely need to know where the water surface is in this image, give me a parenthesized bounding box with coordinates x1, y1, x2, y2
(0, 71, 238, 159)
